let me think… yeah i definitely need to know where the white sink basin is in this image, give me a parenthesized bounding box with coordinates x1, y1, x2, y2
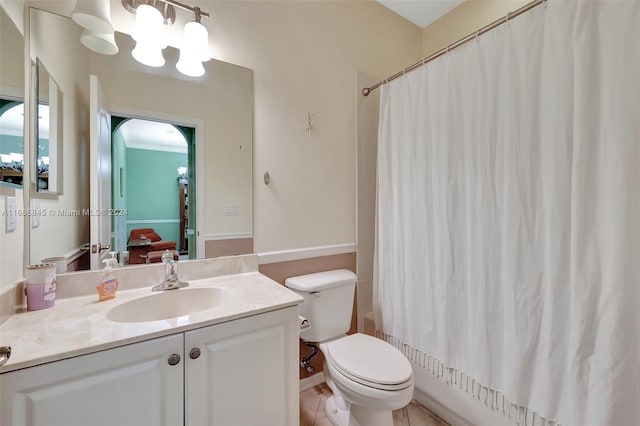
(106, 288, 228, 323)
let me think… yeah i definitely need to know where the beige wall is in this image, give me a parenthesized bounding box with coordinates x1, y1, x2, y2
(208, 1, 422, 253)
(0, 4, 24, 90)
(355, 70, 379, 332)
(422, 0, 529, 56)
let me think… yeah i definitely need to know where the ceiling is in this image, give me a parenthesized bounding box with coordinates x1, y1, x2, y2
(0, 105, 186, 155)
(377, 0, 464, 28)
(117, 119, 187, 154)
(0, 103, 48, 138)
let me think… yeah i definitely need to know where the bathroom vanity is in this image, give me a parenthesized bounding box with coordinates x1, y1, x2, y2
(0, 257, 303, 426)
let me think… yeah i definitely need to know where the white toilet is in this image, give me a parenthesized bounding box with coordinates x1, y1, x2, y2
(285, 269, 414, 426)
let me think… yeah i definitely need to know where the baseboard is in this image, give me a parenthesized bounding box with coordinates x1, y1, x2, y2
(299, 372, 325, 392)
(413, 385, 473, 426)
(64, 245, 88, 264)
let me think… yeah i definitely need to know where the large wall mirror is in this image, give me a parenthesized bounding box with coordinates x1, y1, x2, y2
(20, 3, 254, 273)
(33, 58, 63, 194)
(0, 2, 26, 290)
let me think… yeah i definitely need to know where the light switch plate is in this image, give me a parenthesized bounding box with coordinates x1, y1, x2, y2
(224, 205, 239, 216)
(5, 196, 17, 232)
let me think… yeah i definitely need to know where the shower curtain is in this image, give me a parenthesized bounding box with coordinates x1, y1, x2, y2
(374, 1, 639, 425)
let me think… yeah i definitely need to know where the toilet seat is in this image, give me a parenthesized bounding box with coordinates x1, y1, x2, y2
(325, 333, 413, 391)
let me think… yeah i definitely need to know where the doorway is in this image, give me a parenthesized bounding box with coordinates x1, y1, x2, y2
(111, 116, 196, 266)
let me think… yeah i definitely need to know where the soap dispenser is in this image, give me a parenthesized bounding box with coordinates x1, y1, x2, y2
(97, 252, 119, 302)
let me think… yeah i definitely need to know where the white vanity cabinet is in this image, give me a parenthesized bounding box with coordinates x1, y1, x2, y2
(185, 305, 299, 425)
(0, 333, 184, 426)
(0, 306, 299, 426)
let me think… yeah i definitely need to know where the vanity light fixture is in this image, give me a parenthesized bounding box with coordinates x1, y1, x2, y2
(177, 166, 188, 184)
(123, 0, 212, 76)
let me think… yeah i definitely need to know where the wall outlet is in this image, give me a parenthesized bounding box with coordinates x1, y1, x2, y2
(5, 196, 17, 232)
(224, 205, 239, 216)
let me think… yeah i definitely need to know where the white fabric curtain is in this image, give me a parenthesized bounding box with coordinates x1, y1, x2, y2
(374, 1, 639, 425)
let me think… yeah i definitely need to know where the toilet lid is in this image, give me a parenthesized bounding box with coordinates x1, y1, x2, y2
(325, 334, 412, 387)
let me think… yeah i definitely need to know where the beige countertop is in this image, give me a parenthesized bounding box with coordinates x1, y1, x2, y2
(0, 271, 303, 373)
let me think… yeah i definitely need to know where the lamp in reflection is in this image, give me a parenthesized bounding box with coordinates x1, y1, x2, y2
(177, 166, 188, 184)
(80, 28, 119, 55)
(72, 0, 119, 55)
(71, 0, 114, 34)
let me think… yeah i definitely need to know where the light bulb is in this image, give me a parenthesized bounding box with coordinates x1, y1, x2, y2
(183, 21, 211, 61)
(132, 5, 165, 45)
(132, 41, 165, 67)
(176, 20, 211, 77)
(131, 4, 167, 67)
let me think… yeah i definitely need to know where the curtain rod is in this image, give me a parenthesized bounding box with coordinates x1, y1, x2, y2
(362, 0, 545, 97)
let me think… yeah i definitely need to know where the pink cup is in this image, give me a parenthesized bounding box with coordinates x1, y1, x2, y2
(25, 264, 56, 311)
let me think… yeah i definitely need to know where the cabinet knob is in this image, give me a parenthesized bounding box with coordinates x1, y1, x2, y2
(168, 353, 181, 366)
(0, 346, 11, 367)
(189, 348, 201, 359)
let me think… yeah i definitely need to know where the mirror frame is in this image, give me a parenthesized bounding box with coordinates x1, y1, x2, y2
(32, 55, 62, 194)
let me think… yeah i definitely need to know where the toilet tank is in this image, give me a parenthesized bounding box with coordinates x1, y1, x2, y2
(284, 269, 356, 343)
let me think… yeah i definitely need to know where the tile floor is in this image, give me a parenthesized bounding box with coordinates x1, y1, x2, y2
(300, 383, 449, 426)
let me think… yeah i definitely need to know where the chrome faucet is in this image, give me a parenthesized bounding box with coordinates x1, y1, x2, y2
(152, 251, 189, 291)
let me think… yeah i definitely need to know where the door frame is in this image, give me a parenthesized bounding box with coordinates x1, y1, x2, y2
(109, 104, 205, 259)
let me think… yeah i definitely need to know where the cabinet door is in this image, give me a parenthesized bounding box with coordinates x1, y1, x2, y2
(0, 334, 184, 426)
(185, 306, 299, 426)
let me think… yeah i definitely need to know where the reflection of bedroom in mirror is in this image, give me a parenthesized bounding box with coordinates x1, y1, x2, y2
(0, 99, 24, 186)
(111, 117, 194, 266)
(34, 58, 63, 194)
